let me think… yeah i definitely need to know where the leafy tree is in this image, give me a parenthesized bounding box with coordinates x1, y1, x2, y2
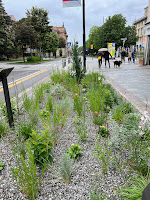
(0, 0, 14, 59)
(43, 32, 59, 58)
(59, 37, 66, 48)
(26, 7, 51, 59)
(13, 18, 38, 62)
(87, 14, 138, 50)
(104, 14, 126, 47)
(87, 26, 103, 53)
(124, 26, 139, 47)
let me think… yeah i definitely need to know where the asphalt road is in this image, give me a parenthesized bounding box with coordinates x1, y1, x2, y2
(0, 59, 66, 100)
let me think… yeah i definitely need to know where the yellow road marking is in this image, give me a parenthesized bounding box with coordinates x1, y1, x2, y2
(0, 69, 48, 93)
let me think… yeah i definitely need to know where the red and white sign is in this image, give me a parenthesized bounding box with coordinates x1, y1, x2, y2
(62, 0, 81, 7)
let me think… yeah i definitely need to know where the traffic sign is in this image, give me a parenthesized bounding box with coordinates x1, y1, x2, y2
(67, 42, 71, 48)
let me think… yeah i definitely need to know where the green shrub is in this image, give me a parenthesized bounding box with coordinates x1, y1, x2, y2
(98, 126, 109, 138)
(71, 41, 85, 83)
(66, 144, 82, 160)
(27, 56, 41, 62)
(30, 130, 53, 168)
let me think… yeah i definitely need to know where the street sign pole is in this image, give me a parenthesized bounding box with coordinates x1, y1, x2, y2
(83, 0, 86, 72)
(0, 68, 14, 127)
(2, 75, 14, 127)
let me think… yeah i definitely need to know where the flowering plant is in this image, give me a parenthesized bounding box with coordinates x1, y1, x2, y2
(66, 144, 82, 160)
(98, 126, 109, 138)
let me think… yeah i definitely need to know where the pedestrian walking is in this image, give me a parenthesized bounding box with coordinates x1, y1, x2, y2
(128, 50, 132, 63)
(97, 51, 103, 68)
(132, 49, 136, 64)
(121, 49, 126, 63)
(104, 50, 111, 68)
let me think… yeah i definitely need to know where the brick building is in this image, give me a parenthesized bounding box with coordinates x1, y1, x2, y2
(52, 23, 68, 57)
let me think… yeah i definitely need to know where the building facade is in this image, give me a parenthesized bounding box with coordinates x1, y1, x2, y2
(52, 23, 68, 57)
(133, 7, 148, 50)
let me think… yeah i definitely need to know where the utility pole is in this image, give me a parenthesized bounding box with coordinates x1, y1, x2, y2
(83, 0, 86, 72)
(102, 16, 104, 47)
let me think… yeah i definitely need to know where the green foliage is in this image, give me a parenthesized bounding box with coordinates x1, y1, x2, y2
(128, 135, 150, 176)
(71, 41, 85, 82)
(73, 93, 83, 117)
(59, 37, 66, 48)
(34, 84, 45, 106)
(90, 187, 106, 200)
(0, 99, 17, 120)
(27, 56, 41, 62)
(30, 130, 53, 168)
(22, 90, 34, 113)
(122, 113, 140, 130)
(0, 1, 14, 58)
(58, 155, 72, 184)
(117, 173, 150, 200)
(98, 126, 109, 138)
(112, 101, 134, 123)
(46, 95, 53, 112)
(93, 138, 117, 174)
(13, 18, 38, 62)
(18, 121, 33, 139)
(87, 14, 137, 50)
(11, 141, 40, 200)
(0, 120, 8, 138)
(0, 161, 5, 171)
(43, 32, 59, 56)
(73, 115, 87, 142)
(66, 144, 82, 160)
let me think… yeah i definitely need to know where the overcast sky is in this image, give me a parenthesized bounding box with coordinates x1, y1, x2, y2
(2, 0, 149, 46)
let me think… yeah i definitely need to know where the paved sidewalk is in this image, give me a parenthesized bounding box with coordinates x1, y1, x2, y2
(86, 57, 150, 117)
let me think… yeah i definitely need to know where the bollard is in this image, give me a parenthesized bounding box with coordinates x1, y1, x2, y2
(62, 59, 66, 68)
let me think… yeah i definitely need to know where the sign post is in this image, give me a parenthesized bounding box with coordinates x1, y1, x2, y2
(0, 68, 14, 127)
(121, 38, 127, 48)
(83, 0, 86, 72)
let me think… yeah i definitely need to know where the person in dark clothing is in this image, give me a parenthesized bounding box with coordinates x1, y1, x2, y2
(121, 49, 126, 63)
(97, 51, 103, 68)
(132, 49, 136, 64)
(104, 51, 111, 68)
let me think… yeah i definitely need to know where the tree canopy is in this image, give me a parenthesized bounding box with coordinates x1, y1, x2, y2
(59, 37, 66, 48)
(0, 0, 14, 58)
(87, 14, 138, 53)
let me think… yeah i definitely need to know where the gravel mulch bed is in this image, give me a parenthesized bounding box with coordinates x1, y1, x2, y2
(0, 108, 131, 200)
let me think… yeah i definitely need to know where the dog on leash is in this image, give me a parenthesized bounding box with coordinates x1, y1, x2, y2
(114, 60, 122, 68)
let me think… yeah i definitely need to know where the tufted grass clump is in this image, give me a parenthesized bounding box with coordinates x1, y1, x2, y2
(58, 155, 72, 184)
(117, 172, 150, 200)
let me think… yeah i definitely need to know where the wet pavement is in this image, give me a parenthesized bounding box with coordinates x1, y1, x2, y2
(86, 57, 150, 117)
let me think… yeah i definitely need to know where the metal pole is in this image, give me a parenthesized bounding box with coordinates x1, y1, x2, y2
(83, 0, 86, 72)
(2, 76, 14, 127)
